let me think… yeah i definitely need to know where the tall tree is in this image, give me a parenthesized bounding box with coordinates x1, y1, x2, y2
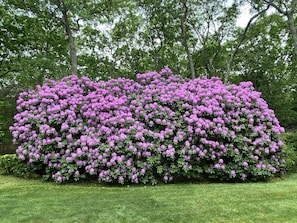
(230, 13, 297, 127)
(54, 0, 78, 75)
(251, 0, 297, 61)
(137, 0, 241, 79)
(226, 4, 271, 82)
(180, 0, 195, 78)
(48, 0, 124, 77)
(190, 0, 241, 80)
(0, 0, 69, 84)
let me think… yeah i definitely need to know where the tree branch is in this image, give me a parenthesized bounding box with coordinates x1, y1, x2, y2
(72, 17, 83, 32)
(289, 0, 296, 14)
(263, 0, 287, 15)
(225, 4, 271, 83)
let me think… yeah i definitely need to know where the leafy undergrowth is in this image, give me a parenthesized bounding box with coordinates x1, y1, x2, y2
(1, 174, 297, 223)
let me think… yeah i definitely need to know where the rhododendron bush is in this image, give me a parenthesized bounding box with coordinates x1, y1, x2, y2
(10, 68, 286, 184)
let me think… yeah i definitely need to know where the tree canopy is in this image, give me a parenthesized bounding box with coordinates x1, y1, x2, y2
(1, 0, 297, 144)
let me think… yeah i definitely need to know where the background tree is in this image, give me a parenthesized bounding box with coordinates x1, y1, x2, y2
(0, 0, 69, 85)
(1, 0, 297, 149)
(189, 0, 241, 80)
(0, 0, 69, 145)
(261, 0, 297, 60)
(230, 13, 297, 127)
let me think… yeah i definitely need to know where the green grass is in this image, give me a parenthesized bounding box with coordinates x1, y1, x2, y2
(1, 175, 297, 223)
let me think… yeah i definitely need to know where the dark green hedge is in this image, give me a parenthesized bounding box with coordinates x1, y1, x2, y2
(0, 154, 41, 178)
(281, 131, 297, 173)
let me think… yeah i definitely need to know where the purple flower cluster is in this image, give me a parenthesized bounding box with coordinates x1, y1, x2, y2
(10, 68, 286, 184)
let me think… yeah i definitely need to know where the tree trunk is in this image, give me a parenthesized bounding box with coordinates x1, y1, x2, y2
(180, 0, 195, 79)
(287, 12, 297, 61)
(59, 0, 78, 76)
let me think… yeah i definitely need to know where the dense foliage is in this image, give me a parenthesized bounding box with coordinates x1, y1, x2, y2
(10, 68, 286, 184)
(0, 154, 39, 178)
(2, 0, 297, 143)
(280, 131, 297, 173)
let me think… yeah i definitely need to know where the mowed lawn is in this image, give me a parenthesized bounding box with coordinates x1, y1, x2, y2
(0, 174, 297, 223)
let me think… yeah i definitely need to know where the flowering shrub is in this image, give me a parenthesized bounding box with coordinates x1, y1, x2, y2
(10, 68, 286, 184)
